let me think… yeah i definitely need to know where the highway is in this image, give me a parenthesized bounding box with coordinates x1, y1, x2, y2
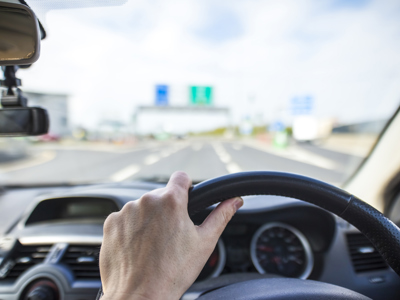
(0, 139, 363, 187)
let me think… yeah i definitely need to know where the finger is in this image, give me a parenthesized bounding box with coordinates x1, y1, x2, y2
(197, 197, 243, 239)
(167, 171, 192, 193)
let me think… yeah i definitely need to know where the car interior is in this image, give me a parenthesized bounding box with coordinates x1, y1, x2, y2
(1, 1, 400, 300)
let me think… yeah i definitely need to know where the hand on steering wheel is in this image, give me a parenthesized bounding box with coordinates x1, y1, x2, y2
(99, 171, 400, 300)
(99, 171, 243, 300)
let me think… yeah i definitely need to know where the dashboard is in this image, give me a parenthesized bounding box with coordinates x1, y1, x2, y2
(0, 182, 399, 300)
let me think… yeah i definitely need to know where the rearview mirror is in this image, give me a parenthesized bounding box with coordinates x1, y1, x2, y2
(0, 107, 49, 136)
(0, 2, 41, 66)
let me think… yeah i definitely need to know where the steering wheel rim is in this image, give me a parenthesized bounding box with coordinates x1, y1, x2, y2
(96, 171, 400, 300)
(187, 171, 400, 300)
(188, 171, 400, 277)
(196, 278, 370, 300)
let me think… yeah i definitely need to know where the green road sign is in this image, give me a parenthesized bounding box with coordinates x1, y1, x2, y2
(189, 86, 213, 105)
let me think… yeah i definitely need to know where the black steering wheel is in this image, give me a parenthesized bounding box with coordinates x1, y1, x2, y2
(187, 171, 400, 300)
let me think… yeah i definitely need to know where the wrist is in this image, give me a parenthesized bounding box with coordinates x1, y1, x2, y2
(101, 288, 182, 300)
(101, 273, 186, 300)
(101, 293, 153, 300)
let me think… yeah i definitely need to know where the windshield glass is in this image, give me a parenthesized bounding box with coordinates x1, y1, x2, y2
(0, 0, 399, 186)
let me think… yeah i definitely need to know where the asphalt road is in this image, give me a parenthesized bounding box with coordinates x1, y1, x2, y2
(0, 139, 363, 186)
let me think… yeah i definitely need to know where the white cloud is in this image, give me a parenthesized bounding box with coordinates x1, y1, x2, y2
(19, 0, 400, 129)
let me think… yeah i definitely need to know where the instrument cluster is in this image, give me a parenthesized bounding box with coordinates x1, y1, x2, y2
(197, 222, 314, 281)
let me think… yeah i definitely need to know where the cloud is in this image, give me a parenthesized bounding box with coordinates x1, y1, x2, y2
(329, 0, 371, 10)
(192, 4, 244, 43)
(19, 0, 400, 129)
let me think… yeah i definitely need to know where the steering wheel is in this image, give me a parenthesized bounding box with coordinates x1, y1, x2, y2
(187, 171, 400, 300)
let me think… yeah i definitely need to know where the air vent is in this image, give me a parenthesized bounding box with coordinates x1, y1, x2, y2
(62, 245, 100, 280)
(346, 233, 388, 273)
(0, 244, 52, 280)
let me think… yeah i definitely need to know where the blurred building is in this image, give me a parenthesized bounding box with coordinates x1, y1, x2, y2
(24, 91, 70, 137)
(134, 106, 230, 136)
(92, 120, 135, 143)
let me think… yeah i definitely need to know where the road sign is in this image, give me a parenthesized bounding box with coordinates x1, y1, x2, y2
(155, 85, 169, 106)
(269, 121, 285, 132)
(291, 96, 313, 115)
(189, 86, 213, 105)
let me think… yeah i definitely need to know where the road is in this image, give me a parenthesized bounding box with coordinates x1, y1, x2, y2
(0, 139, 364, 186)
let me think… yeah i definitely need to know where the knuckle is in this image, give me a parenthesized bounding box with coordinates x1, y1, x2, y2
(163, 188, 177, 201)
(140, 193, 158, 207)
(162, 189, 181, 208)
(121, 200, 137, 213)
(174, 171, 189, 180)
(103, 212, 118, 233)
(171, 171, 191, 188)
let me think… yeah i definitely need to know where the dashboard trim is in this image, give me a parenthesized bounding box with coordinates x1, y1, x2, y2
(250, 222, 314, 280)
(19, 236, 103, 245)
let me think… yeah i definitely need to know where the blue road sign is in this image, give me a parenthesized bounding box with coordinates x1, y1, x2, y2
(291, 96, 313, 115)
(270, 121, 285, 132)
(155, 85, 169, 106)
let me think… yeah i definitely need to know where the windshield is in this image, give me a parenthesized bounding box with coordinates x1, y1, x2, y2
(0, 0, 399, 186)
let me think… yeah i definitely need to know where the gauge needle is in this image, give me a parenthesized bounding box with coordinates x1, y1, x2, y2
(257, 246, 274, 252)
(272, 256, 282, 265)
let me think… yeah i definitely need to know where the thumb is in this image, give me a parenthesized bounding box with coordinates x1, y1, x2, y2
(197, 197, 243, 239)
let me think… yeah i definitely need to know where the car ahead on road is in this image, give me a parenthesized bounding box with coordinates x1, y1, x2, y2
(1, 1, 400, 299)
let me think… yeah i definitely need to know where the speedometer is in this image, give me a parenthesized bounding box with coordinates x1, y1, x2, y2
(250, 223, 313, 279)
(196, 239, 226, 281)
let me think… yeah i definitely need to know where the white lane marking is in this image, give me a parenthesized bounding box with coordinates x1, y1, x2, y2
(219, 152, 231, 164)
(226, 162, 242, 173)
(232, 144, 242, 150)
(110, 164, 140, 182)
(160, 150, 172, 157)
(243, 142, 338, 170)
(159, 143, 189, 158)
(192, 143, 203, 151)
(0, 150, 56, 173)
(144, 154, 160, 165)
(213, 143, 230, 162)
(110, 143, 189, 181)
(212, 143, 242, 173)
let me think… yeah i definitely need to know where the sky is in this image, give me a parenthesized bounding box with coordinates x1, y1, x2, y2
(18, 0, 400, 130)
